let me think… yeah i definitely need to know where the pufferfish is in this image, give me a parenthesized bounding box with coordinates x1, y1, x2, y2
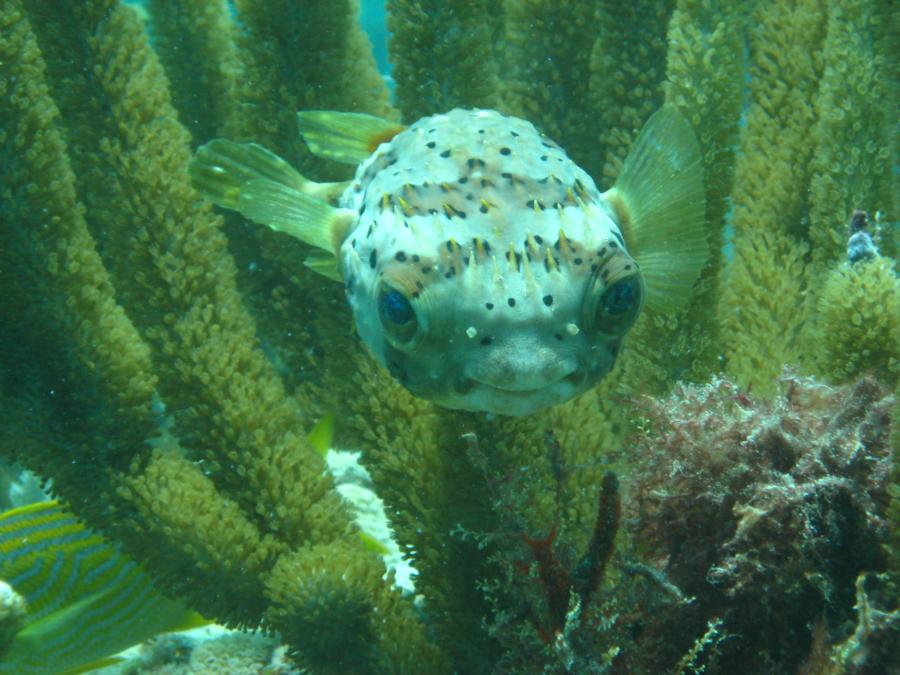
(190, 107, 707, 416)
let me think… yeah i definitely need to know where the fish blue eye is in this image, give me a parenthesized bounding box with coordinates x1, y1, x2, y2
(588, 274, 643, 336)
(602, 276, 640, 316)
(381, 290, 414, 324)
(378, 287, 419, 345)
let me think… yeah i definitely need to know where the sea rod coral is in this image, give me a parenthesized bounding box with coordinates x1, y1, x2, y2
(0, 0, 896, 672)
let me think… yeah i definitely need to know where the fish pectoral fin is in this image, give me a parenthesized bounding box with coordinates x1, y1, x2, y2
(190, 138, 347, 205)
(304, 250, 343, 282)
(603, 105, 708, 314)
(298, 110, 406, 165)
(237, 179, 354, 260)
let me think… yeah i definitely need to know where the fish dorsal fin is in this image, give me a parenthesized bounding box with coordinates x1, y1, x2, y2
(602, 105, 707, 313)
(190, 140, 355, 269)
(297, 110, 406, 165)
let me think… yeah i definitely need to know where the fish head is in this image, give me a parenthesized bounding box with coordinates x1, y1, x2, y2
(344, 233, 642, 416)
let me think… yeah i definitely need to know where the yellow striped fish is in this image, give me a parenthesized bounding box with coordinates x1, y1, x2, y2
(0, 500, 205, 674)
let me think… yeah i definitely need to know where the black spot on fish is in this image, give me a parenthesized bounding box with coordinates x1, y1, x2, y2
(554, 333, 564, 341)
(411, 254, 420, 263)
(501, 172, 513, 179)
(459, 176, 468, 184)
(573, 257, 583, 265)
(507, 297, 516, 307)
(369, 250, 377, 269)
(543, 294, 553, 307)
(395, 251, 407, 262)
(426, 141, 436, 149)
(485, 302, 494, 310)
(624, 264, 632, 271)
(612, 232, 624, 247)
(440, 149, 451, 158)
(359, 203, 367, 215)
(480, 336, 493, 346)
(421, 266, 432, 274)
(534, 235, 543, 245)
(540, 155, 548, 162)
(499, 147, 511, 156)
(478, 129, 485, 134)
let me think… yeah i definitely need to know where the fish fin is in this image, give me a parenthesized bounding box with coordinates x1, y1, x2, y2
(60, 655, 126, 674)
(235, 179, 355, 257)
(166, 610, 210, 633)
(304, 250, 343, 281)
(307, 412, 335, 458)
(190, 139, 345, 204)
(358, 531, 390, 556)
(602, 105, 708, 313)
(298, 110, 406, 165)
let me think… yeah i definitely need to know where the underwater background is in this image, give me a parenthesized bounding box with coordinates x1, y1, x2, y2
(0, 0, 897, 673)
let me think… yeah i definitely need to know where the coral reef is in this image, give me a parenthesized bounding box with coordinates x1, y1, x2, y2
(0, 0, 896, 673)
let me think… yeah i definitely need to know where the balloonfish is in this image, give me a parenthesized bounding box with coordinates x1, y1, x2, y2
(190, 107, 707, 416)
(0, 500, 205, 674)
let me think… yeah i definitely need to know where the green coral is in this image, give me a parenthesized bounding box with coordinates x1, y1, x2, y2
(0, 0, 896, 672)
(815, 258, 900, 386)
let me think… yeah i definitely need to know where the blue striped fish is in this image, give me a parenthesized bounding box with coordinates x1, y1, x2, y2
(0, 500, 204, 674)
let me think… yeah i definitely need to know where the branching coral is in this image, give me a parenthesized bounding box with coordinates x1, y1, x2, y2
(0, 0, 895, 672)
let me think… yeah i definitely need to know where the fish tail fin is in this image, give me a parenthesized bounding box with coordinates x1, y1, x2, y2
(190, 139, 354, 263)
(602, 105, 708, 313)
(298, 111, 406, 165)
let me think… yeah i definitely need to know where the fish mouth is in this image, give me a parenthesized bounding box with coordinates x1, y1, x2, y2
(454, 369, 586, 397)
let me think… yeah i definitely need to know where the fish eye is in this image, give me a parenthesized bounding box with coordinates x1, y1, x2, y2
(586, 274, 643, 335)
(378, 286, 419, 345)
